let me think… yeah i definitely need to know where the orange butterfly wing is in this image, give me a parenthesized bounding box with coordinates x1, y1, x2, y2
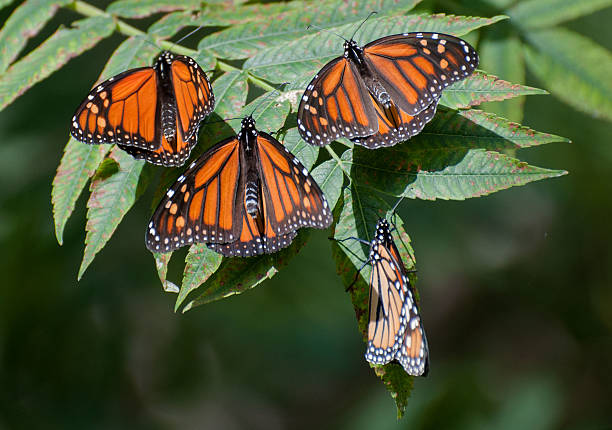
(363, 32, 478, 115)
(71, 68, 158, 149)
(297, 57, 378, 147)
(171, 56, 215, 141)
(146, 137, 242, 253)
(256, 132, 333, 233)
(352, 97, 439, 149)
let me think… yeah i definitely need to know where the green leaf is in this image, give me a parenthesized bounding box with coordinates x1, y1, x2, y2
(439, 70, 545, 110)
(430, 109, 570, 149)
(52, 139, 109, 245)
(181, 232, 309, 312)
(479, 31, 526, 122)
(148, 10, 228, 39)
(508, 0, 612, 29)
(0, 0, 71, 74)
(238, 92, 291, 133)
(107, 0, 200, 18)
(349, 143, 567, 201)
(153, 252, 179, 293)
(0, 0, 15, 10)
(281, 127, 319, 171)
(245, 13, 506, 84)
(199, 0, 419, 60)
(338, 108, 569, 200)
(311, 150, 348, 212)
(524, 28, 612, 122)
(331, 187, 416, 417)
(206, 1, 315, 25)
(0, 16, 115, 112)
(212, 70, 249, 118)
(78, 148, 146, 280)
(481, 0, 515, 8)
(99, 37, 162, 79)
(177, 245, 224, 310)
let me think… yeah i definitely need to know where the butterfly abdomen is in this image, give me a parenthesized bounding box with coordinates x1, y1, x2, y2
(160, 101, 177, 142)
(245, 181, 259, 216)
(155, 52, 179, 144)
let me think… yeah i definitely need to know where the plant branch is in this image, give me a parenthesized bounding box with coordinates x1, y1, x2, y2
(67, 1, 276, 91)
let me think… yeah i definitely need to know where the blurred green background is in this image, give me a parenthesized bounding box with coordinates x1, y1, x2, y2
(1, 0, 611, 428)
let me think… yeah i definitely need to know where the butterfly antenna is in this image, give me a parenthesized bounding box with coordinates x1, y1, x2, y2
(350, 11, 377, 41)
(249, 82, 289, 118)
(306, 23, 348, 42)
(139, 36, 165, 52)
(174, 25, 205, 45)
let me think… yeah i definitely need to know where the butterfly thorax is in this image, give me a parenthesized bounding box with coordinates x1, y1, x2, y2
(238, 116, 262, 218)
(343, 40, 365, 66)
(373, 218, 392, 248)
(153, 51, 175, 79)
(154, 51, 178, 143)
(344, 40, 391, 108)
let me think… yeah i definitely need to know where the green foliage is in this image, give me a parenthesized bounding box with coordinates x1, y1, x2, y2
(79, 148, 145, 280)
(0, 0, 15, 10)
(181, 231, 309, 312)
(462, 0, 612, 122)
(439, 71, 546, 110)
(106, 0, 200, 18)
(243, 14, 506, 84)
(479, 32, 525, 121)
(0, 0, 71, 74)
(199, 0, 419, 60)
(507, 0, 612, 29)
(0, 0, 580, 417)
(524, 28, 612, 121)
(0, 16, 114, 111)
(52, 139, 108, 245)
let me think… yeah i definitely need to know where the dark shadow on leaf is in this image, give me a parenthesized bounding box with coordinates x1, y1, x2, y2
(179, 230, 311, 312)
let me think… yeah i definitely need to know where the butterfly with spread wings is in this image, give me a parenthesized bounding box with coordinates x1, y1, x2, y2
(70, 51, 214, 167)
(146, 116, 333, 257)
(297, 31, 478, 149)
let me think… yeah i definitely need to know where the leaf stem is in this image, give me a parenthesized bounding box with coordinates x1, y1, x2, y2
(67, 1, 276, 91)
(325, 146, 352, 179)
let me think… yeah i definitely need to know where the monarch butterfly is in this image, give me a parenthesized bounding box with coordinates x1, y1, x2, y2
(70, 51, 214, 167)
(337, 215, 429, 376)
(365, 218, 429, 376)
(297, 31, 478, 149)
(146, 115, 333, 256)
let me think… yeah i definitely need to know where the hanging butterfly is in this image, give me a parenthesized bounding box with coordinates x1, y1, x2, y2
(337, 214, 429, 376)
(365, 218, 429, 375)
(297, 30, 478, 149)
(70, 51, 215, 167)
(146, 115, 333, 256)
